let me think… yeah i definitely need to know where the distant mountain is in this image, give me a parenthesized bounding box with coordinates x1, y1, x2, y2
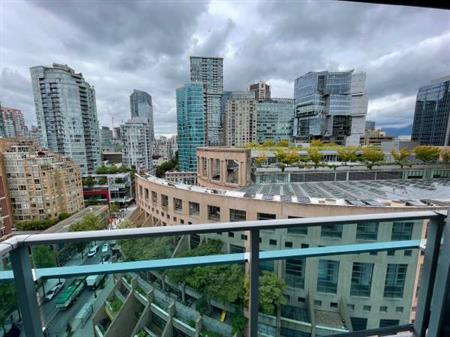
(382, 124, 412, 137)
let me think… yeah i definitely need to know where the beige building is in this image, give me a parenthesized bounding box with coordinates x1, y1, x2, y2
(249, 81, 271, 102)
(1, 140, 84, 223)
(224, 91, 257, 147)
(134, 148, 450, 333)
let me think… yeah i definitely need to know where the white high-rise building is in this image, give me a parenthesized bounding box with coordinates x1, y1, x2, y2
(224, 91, 257, 146)
(30, 63, 101, 174)
(121, 117, 153, 173)
(130, 90, 154, 140)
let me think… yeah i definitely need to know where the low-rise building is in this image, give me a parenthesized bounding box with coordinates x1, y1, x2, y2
(164, 171, 197, 185)
(82, 172, 133, 205)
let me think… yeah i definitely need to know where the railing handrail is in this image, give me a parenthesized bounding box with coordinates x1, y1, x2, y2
(0, 210, 443, 256)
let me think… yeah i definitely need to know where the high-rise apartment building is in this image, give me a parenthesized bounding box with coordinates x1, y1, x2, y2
(176, 83, 205, 172)
(101, 126, 114, 151)
(190, 56, 223, 146)
(0, 139, 84, 223)
(293, 70, 368, 146)
(411, 76, 450, 146)
(0, 106, 27, 138)
(121, 117, 153, 173)
(249, 81, 271, 102)
(130, 90, 154, 140)
(30, 63, 101, 174)
(224, 91, 257, 146)
(257, 98, 295, 143)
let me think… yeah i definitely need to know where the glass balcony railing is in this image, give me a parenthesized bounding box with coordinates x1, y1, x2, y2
(0, 210, 448, 337)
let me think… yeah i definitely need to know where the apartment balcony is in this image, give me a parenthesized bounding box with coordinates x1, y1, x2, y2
(0, 210, 449, 337)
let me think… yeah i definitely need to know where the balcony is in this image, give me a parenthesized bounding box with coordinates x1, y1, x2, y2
(0, 210, 449, 337)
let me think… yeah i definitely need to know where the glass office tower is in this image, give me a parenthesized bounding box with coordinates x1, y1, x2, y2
(130, 89, 154, 140)
(412, 76, 450, 146)
(176, 83, 206, 172)
(293, 70, 367, 146)
(257, 98, 295, 143)
(30, 63, 101, 174)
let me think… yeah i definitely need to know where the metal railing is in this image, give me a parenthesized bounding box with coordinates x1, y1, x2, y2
(0, 210, 449, 337)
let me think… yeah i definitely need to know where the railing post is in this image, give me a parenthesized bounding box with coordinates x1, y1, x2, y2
(249, 229, 260, 337)
(10, 245, 44, 337)
(427, 209, 450, 337)
(414, 217, 444, 337)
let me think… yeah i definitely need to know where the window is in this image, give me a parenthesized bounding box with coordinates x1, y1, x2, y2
(269, 239, 277, 245)
(151, 191, 157, 203)
(189, 202, 200, 216)
(228, 232, 234, 238)
(396, 307, 404, 312)
(330, 302, 338, 308)
(321, 224, 343, 238)
(212, 158, 221, 181)
(351, 263, 374, 297)
(260, 259, 274, 273)
(380, 306, 387, 312)
(285, 241, 293, 248)
(363, 305, 371, 311)
(384, 264, 407, 298)
(226, 160, 239, 184)
(257, 212, 276, 220)
(287, 216, 307, 235)
(392, 222, 414, 240)
(379, 319, 399, 328)
(161, 194, 168, 210)
(230, 209, 246, 222)
(351, 317, 367, 331)
(356, 222, 378, 240)
(144, 188, 149, 199)
(174, 198, 183, 212)
(317, 260, 339, 293)
(207, 205, 220, 221)
(285, 258, 305, 289)
(404, 249, 412, 256)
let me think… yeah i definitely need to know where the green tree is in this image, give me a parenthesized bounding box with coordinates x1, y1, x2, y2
(155, 158, 178, 178)
(15, 218, 58, 231)
(244, 271, 287, 315)
(391, 148, 412, 168)
(307, 147, 322, 168)
(361, 147, 384, 169)
(69, 214, 107, 232)
(109, 203, 120, 215)
(0, 283, 17, 332)
(82, 176, 95, 187)
(32, 246, 57, 268)
(245, 142, 258, 149)
(254, 154, 267, 167)
(262, 140, 275, 148)
(277, 139, 289, 147)
(120, 237, 175, 261)
(310, 139, 324, 147)
(414, 146, 440, 163)
(441, 149, 450, 164)
(275, 149, 299, 166)
(337, 146, 358, 163)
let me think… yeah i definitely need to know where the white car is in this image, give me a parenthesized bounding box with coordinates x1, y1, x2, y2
(44, 280, 65, 302)
(101, 243, 109, 254)
(87, 245, 98, 257)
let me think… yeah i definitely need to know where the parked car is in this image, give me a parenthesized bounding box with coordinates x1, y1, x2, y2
(101, 243, 109, 254)
(44, 280, 66, 302)
(87, 245, 98, 257)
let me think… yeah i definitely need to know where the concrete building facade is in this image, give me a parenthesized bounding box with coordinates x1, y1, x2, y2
(224, 91, 257, 147)
(249, 81, 271, 102)
(30, 63, 101, 174)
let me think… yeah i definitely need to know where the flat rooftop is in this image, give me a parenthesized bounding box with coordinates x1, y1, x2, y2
(241, 179, 450, 205)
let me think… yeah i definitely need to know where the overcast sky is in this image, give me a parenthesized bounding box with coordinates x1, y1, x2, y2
(1, 0, 449, 137)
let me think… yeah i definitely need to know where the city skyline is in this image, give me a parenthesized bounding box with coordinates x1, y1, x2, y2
(1, 1, 449, 136)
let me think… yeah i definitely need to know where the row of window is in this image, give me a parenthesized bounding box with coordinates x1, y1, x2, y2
(284, 259, 407, 298)
(140, 189, 416, 241)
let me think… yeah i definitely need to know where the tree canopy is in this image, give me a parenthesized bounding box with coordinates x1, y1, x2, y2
(95, 165, 133, 174)
(69, 214, 107, 232)
(32, 246, 57, 268)
(414, 146, 440, 163)
(0, 283, 17, 329)
(391, 148, 412, 167)
(337, 147, 358, 163)
(361, 147, 384, 168)
(15, 213, 71, 231)
(441, 149, 450, 164)
(155, 158, 178, 178)
(275, 149, 299, 166)
(307, 147, 322, 167)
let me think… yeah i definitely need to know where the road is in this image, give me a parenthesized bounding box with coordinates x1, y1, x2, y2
(40, 244, 112, 337)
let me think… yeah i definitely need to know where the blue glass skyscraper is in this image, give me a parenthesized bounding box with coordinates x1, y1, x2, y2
(176, 83, 205, 172)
